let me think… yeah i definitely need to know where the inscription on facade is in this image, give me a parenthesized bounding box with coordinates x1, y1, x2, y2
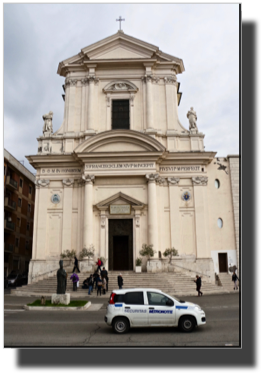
(42, 168, 82, 174)
(159, 166, 201, 172)
(109, 205, 131, 215)
(86, 163, 155, 170)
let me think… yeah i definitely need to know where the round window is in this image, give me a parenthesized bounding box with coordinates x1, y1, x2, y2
(217, 218, 223, 228)
(51, 194, 61, 204)
(215, 179, 220, 189)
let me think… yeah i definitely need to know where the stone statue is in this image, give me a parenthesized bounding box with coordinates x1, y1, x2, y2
(187, 107, 198, 133)
(42, 111, 53, 135)
(57, 260, 67, 294)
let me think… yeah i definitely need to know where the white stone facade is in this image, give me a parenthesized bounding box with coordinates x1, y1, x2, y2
(26, 31, 239, 284)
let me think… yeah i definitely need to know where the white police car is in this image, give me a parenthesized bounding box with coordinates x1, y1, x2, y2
(105, 288, 206, 334)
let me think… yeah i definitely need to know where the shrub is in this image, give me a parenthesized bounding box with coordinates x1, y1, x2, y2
(163, 248, 179, 263)
(79, 245, 95, 260)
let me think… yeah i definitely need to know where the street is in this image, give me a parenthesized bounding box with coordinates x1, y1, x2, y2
(4, 292, 240, 347)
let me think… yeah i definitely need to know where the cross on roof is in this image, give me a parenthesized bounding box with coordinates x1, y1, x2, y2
(116, 16, 125, 30)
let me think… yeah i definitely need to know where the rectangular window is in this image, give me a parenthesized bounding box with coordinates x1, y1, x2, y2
(17, 218, 20, 227)
(25, 241, 29, 250)
(19, 179, 23, 187)
(29, 186, 32, 194)
(27, 223, 30, 231)
(15, 238, 19, 247)
(124, 292, 144, 305)
(18, 198, 22, 207)
(28, 204, 31, 213)
(112, 99, 130, 129)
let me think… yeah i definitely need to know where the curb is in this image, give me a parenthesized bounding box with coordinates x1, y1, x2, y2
(24, 302, 91, 311)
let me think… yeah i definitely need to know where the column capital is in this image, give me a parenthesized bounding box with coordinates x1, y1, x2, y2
(192, 176, 208, 186)
(82, 174, 95, 183)
(167, 177, 180, 186)
(87, 75, 99, 85)
(146, 173, 159, 182)
(35, 179, 50, 188)
(63, 178, 74, 186)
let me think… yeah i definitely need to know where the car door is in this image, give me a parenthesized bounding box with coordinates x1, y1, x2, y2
(147, 291, 176, 326)
(123, 291, 148, 326)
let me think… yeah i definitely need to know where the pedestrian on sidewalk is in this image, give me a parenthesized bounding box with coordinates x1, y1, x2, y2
(70, 273, 79, 291)
(102, 277, 106, 295)
(232, 271, 239, 290)
(93, 270, 99, 290)
(118, 273, 123, 289)
(88, 274, 93, 295)
(194, 275, 203, 297)
(97, 276, 102, 296)
(72, 256, 80, 273)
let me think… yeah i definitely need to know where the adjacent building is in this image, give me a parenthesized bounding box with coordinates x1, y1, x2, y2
(26, 30, 239, 284)
(4, 149, 36, 276)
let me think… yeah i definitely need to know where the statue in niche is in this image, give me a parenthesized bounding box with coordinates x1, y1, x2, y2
(42, 111, 53, 135)
(57, 260, 67, 294)
(187, 107, 198, 132)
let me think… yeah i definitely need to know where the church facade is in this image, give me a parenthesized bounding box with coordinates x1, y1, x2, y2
(26, 30, 239, 284)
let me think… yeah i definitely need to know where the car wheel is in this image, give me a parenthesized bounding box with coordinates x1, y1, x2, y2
(112, 317, 130, 334)
(179, 316, 196, 332)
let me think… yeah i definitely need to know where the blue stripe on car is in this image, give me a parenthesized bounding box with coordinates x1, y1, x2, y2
(115, 304, 122, 307)
(176, 306, 188, 309)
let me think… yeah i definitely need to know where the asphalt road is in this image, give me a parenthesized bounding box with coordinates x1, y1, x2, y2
(4, 293, 240, 347)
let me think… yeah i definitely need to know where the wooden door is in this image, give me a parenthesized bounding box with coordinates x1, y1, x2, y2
(218, 253, 228, 272)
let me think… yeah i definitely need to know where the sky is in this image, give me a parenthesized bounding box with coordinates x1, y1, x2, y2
(3, 3, 239, 174)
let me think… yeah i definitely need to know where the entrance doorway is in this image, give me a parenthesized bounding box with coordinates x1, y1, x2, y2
(109, 219, 133, 271)
(218, 253, 228, 272)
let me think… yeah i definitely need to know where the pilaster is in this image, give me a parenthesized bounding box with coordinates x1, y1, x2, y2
(82, 174, 95, 248)
(167, 177, 181, 250)
(61, 179, 74, 251)
(146, 173, 159, 252)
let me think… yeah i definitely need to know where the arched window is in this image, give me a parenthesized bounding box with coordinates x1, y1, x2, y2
(215, 179, 220, 189)
(217, 218, 223, 228)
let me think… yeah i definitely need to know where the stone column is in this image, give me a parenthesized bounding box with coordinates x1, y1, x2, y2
(167, 177, 181, 250)
(35, 180, 50, 259)
(32, 181, 41, 259)
(100, 209, 107, 259)
(164, 76, 178, 131)
(144, 75, 154, 131)
(192, 176, 211, 258)
(67, 79, 78, 133)
(133, 206, 143, 267)
(82, 174, 95, 248)
(61, 179, 74, 251)
(80, 78, 88, 132)
(146, 174, 159, 251)
(87, 75, 99, 132)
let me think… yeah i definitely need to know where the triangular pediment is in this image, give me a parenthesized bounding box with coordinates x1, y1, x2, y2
(57, 31, 184, 76)
(95, 191, 145, 209)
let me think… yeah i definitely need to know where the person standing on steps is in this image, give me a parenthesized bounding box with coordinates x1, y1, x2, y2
(102, 277, 106, 295)
(101, 267, 108, 292)
(70, 273, 79, 291)
(194, 275, 203, 297)
(118, 273, 123, 289)
(88, 274, 93, 295)
(72, 256, 80, 273)
(96, 258, 102, 273)
(97, 276, 102, 296)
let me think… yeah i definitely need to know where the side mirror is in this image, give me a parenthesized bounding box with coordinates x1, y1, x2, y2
(166, 299, 174, 307)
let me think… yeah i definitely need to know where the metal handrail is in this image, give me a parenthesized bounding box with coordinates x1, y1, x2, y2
(167, 261, 211, 278)
(33, 267, 60, 279)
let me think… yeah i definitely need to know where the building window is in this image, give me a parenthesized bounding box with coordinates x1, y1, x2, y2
(18, 198, 22, 207)
(19, 179, 23, 187)
(112, 99, 130, 129)
(25, 241, 29, 250)
(217, 218, 223, 228)
(215, 179, 220, 189)
(28, 204, 31, 213)
(29, 186, 32, 194)
(17, 218, 20, 227)
(15, 238, 19, 247)
(27, 223, 30, 231)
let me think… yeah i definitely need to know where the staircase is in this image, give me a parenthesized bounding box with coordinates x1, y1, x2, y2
(218, 273, 239, 292)
(11, 270, 228, 297)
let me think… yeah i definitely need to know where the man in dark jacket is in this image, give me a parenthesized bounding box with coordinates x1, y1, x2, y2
(72, 256, 80, 273)
(88, 274, 93, 295)
(118, 273, 123, 289)
(194, 275, 203, 297)
(101, 267, 109, 291)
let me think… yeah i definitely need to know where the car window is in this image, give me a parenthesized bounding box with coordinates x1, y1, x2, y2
(124, 292, 144, 305)
(147, 292, 170, 306)
(114, 294, 125, 303)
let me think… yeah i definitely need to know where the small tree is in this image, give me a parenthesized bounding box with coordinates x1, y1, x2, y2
(136, 257, 142, 266)
(163, 247, 179, 264)
(60, 249, 76, 261)
(79, 245, 95, 260)
(139, 244, 156, 265)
